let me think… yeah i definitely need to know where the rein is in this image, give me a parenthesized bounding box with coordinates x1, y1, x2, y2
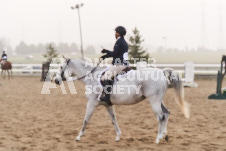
(62, 58, 102, 81)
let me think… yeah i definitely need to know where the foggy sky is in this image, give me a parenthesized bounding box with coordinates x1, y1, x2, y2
(0, 0, 226, 51)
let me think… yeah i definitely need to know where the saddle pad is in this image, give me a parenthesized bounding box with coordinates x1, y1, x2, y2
(97, 67, 133, 87)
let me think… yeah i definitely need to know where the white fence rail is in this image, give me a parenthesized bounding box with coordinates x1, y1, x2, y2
(9, 63, 225, 76)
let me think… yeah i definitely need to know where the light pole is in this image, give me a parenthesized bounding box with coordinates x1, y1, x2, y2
(162, 36, 167, 51)
(71, 3, 84, 60)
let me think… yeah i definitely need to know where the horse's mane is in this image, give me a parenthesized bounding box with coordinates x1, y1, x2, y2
(73, 59, 103, 71)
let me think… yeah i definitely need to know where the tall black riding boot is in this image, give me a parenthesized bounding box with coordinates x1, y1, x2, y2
(100, 80, 112, 105)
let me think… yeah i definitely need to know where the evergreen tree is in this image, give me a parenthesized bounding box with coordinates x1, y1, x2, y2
(85, 45, 96, 54)
(43, 44, 59, 62)
(15, 41, 29, 54)
(128, 27, 149, 63)
(70, 43, 79, 53)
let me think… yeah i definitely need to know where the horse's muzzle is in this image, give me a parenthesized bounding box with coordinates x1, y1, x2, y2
(55, 79, 61, 85)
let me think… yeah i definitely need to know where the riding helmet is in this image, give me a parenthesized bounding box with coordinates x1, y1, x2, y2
(115, 26, 126, 36)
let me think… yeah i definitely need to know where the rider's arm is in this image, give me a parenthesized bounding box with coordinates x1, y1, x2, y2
(104, 41, 121, 58)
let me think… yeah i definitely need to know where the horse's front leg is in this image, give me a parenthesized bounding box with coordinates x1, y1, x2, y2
(76, 99, 97, 141)
(1, 70, 3, 79)
(106, 106, 122, 141)
(2, 70, 5, 79)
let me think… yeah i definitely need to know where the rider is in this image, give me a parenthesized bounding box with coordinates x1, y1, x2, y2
(1, 50, 7, 65)
(100, 26, 129, 105)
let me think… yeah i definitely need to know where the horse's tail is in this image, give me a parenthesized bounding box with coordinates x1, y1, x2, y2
(163, 68, 190, 118)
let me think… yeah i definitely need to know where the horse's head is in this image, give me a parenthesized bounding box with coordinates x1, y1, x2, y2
(53, 57, 72, 85)
(53, 57, 100, 85)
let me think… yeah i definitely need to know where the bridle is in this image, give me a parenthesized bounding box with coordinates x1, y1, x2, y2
(60, 58, 102, 81)
(60, 59, 71, 81)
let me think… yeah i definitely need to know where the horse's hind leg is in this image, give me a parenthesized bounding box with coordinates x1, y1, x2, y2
(148, 95, 169, 143)
(4, 70, 6, 79)
(2, 70, 5, 79)
(106, 106, 121, 141)
(7, 70, 10, 79)
(76, 100, 97, 141)
(161, 103, 170, 141)
(11, 69, 13, 78)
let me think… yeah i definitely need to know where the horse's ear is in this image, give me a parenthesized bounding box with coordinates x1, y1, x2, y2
(62, 54, 70, 60)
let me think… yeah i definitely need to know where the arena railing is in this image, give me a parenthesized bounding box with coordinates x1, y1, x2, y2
(10, 63, 224, 76)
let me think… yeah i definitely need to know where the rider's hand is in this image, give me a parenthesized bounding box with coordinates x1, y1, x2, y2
(101, 55, 107, 60)
(101, 49, 108, 53)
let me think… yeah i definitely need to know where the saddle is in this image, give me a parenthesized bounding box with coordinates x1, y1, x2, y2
(100, 67, 132, 86)
(97, 67, 132, 103)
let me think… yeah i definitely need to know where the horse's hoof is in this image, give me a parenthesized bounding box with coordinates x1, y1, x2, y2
(155, 139, 160, 144)
(165, 135, 169, 142)
(115, 136, 120, 142)
(76, 136, 80, 142)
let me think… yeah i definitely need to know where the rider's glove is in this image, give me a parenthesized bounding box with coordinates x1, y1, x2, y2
(101, 49, 108, 53)
(101, 55, 107, 60)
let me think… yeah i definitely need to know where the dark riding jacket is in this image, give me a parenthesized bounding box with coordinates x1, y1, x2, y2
(103, 37, 129, 66)
(1, 54, 7, 60)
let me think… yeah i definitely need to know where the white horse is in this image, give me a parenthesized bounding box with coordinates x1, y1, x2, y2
(53, 58, 190, 144)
